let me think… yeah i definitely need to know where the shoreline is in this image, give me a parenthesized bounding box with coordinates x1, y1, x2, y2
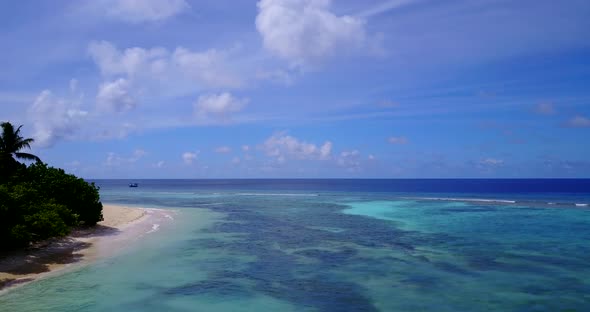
(0, 204, 157, 294)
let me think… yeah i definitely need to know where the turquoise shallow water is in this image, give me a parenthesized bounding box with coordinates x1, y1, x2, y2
(1, 179, 590, 311)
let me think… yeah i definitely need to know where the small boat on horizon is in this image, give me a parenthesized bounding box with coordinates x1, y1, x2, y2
(129, 183, 139, 187)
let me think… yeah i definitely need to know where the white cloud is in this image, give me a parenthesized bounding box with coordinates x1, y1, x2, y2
(564, 115, 590, 128)
(368, 154, 375, 160)
(479, 158, 504, 166)
(182, 151, 199, 165)
(88, 41, 241, 90)
(242, 145, 251, 152)
(231, 157, 241, 165)
(105, 152, 120, 167)
(96, 78, 136, 113)
(194, 92, 248, 124)
(95, 122, 137, 140)
(173, 48, 242, 89)
(98, 0, 189, 23)
(215, 146, 232, 153)
(534, 102, 555, 115)
(357, 0, 416, 18)
(262, 132, 332, 162)
(337, 150, 361, 171)
(153, 160, 165, 168)
(319, 141, 332, 160)
(131, 149, 146, 160)
(388, 136, 408, 144)
(88, 41, 168, 78)
(28, 90, 88, 147)
(256, 0, 366, 67)
(69, 79, 79, 92)
(104, 149, 146, 167)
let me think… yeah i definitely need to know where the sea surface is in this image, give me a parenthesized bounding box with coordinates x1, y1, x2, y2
(1, 179, 589, 311)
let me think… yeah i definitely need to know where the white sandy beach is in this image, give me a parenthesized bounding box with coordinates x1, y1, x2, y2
(0, 204, 162, 292)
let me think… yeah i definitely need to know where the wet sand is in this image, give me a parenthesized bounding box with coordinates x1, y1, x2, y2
(0, 204, 152, 292)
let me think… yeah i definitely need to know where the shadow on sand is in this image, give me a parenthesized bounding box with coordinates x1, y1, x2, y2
(0, 225, 120, 290)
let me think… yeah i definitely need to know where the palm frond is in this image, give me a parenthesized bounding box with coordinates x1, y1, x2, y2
(15, 152, 41, 163)
(1, 122, 40, 163)
(14, 125, 23, 137)
(15, 137, 34, 150)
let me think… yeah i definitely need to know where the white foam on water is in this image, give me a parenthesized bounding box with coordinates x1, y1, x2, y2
(404, 197, 589, 207)
(235, 193, 319, 197)
(407, 197, 516, 204)
(164, 214, 174, 220)
(146, 224, 160, 234)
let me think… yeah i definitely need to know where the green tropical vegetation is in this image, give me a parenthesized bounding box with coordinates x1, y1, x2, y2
(0, 122, 103, 250)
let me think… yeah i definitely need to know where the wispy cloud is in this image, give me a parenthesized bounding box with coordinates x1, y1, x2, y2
(564, 115, 590, 128)
(357, 0, 418, 18)
(337, 150, 362, 172)
(388, 136, 408, 144)
(92, 0, 189, 23)
(479, 158, 504, 166)
(105, 149, 146, 167)
(534, 102, 555, 115)
(214, 146, 232, 153)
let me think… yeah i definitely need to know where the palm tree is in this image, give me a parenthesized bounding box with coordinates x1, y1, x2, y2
(0, 122, 41, 164)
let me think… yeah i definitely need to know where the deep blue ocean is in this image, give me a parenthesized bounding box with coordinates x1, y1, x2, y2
(1, 179, 589, 311)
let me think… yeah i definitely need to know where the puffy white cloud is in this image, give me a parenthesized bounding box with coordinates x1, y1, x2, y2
(182, 151, 199, 165)
(564, 115, 590, 128)
(88, 41, 168, 78)
(262, 132, 332, 162)
(153, 160, 165, 168)
(256, 0, 365, 67)
(88, 41, 241, 89)
(534, 102, 555, 115)
(96, 78, 136, 113)
(388, 136, 408, 144)
(194, 92, 248, 124)
(28, 90, 88, 147)
(98, 0, 189, 23)
(242, 145, 251, 152)
(215, 146, 232, 153)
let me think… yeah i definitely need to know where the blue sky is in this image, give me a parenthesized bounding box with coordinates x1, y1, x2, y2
(1, 0, 589, 178)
